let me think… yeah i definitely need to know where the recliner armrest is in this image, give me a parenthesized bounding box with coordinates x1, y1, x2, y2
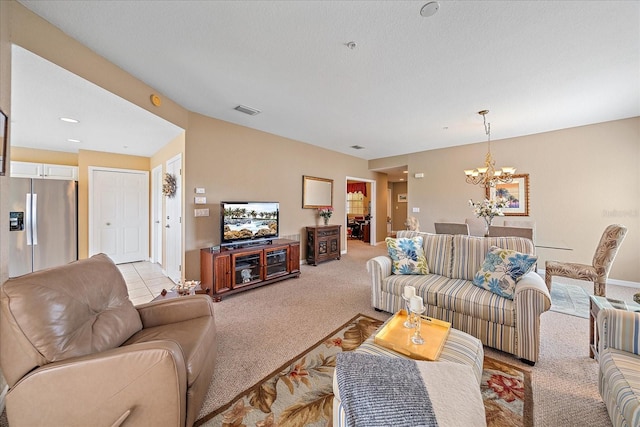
(6, 341, 187, 427)
(136, 294, 215, 328)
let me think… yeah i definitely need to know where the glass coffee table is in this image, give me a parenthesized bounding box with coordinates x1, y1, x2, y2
(589, 295, 640, 359)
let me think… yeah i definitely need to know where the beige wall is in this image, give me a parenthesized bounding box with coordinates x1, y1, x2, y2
(10, 146, 78, 165)
(183, 112, 381, 279)
(399, 117, 640, 282)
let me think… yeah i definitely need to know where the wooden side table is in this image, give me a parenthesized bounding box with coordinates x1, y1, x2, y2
(589, 295, 640, 359)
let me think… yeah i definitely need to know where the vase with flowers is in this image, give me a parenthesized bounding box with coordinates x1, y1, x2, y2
(469, 198, 508, 236)
(318, 207, 333, 225)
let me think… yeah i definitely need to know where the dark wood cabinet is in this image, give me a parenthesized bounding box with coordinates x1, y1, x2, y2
(200, 239, 301, 301)
(306, 225, 341, 265)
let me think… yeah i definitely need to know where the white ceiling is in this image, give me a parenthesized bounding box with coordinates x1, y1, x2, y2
(11, 45, 184, 157)
(13, 0, 640, 161)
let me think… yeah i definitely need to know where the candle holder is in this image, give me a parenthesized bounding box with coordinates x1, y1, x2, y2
(411, 305, 426, 345)
(401, 295, 416, 328)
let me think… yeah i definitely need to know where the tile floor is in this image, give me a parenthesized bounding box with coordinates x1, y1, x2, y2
(117, 261, 176, 305)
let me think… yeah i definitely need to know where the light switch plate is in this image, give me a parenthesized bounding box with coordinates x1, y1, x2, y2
(412, 207, 420, 213)
(195, 187, 205, 194)
(194, 208, 209, 217)
(195, 196, 206, 204)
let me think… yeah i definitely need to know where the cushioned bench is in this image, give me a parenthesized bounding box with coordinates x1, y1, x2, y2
(333, 321, 485, 426)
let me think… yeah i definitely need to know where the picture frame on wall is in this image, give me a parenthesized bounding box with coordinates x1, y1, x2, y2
(486, 173, 530, 216)
(397, 193, 407, 203)
(0, 108, 7, 176)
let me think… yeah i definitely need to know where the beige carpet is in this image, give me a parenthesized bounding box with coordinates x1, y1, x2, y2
(2, 239, 635, 426)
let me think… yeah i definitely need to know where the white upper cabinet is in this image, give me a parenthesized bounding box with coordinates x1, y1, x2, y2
(11, 161, 78, 180)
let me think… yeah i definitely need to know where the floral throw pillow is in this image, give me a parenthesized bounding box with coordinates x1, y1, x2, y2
(472, 246, 537, 299)
(385, 236, 429, 275)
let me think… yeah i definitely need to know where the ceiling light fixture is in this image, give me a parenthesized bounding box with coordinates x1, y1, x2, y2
(420, 2, 440, 17)
(60, 117, 79, 123)
(464, 110, 516, 188)
(346, 41, 357, 50)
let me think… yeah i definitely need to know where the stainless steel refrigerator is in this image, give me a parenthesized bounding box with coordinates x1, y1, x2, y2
(9, 178, 78, 277)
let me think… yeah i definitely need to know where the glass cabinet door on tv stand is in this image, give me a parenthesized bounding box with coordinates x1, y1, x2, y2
(232, 249, 263, 287)
(265, 246, 289, 279)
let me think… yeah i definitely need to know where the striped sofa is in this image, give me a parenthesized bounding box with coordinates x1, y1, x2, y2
(597, 309, 640, 427)
(367, 230, 551, 364)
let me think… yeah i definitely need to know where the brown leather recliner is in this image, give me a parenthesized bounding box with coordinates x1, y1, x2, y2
(0, 253, 216, 427)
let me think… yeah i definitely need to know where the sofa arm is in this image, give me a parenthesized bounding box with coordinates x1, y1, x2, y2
(513, 272, 551, 363)
(136, 294, 215, 329)
(514, 272, 552, 310)
(597, 308, 640, 356)
(367, 256, 392, 308)
(6, 341, 187, 427)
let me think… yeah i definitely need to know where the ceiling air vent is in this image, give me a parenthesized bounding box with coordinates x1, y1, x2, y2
(234, 105, 261, 116)
(350, 145, 365, 150)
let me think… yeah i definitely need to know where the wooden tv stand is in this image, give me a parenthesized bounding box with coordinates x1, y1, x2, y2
(200, 239, 300, 301)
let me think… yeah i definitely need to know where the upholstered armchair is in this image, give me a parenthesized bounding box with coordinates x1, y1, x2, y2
(597, 309, 640, 426)
(0, 253, 217, 427)
(544, 224, 627, 296)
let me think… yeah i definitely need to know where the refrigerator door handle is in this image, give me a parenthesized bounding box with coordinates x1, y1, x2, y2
(32, 193, 38, 245)
(26, 193, 32, 246)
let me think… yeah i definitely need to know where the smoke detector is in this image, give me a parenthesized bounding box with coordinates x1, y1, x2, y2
(420, 2, 440, 17)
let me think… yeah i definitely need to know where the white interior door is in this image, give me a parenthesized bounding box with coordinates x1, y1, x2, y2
(151, 165, 163, 264)
(90, 168, 149, 264)
(165, 155, 182, 283)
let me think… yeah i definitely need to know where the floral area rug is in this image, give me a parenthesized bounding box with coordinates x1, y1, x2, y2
(195, 314, 531, 427)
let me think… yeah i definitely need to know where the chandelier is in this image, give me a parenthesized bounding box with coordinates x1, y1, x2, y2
(464, 110, 515, 188)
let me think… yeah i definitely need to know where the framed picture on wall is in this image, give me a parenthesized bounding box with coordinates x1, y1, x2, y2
(397, 193, 407, 203)
(486, 174, 530, 216)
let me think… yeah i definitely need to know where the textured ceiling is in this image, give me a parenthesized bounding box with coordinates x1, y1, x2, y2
(13, 0, 640, 160)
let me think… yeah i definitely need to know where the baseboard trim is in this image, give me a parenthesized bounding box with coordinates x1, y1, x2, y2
(539, 269, 640, 289)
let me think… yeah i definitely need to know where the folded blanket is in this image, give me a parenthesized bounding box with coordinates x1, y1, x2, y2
(336, 352, 438, 427)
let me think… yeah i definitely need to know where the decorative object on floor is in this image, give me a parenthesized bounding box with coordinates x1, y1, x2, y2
(486, 174, 530, 216)
(464, 110, 516, 188)
(195, 314, 531, 427)
(545, 224, 628, 297)
(162, 172, 177, 197)
(318, 206, 333, 225)
(469, 198, 508, 235)
(549, 282, 590, 318)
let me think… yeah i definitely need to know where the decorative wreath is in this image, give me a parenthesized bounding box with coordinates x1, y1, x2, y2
(162, 173, 177, 198)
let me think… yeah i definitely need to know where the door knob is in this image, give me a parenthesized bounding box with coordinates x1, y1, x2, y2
(106, 222, 111, 226)
(166, 224, 170, 228)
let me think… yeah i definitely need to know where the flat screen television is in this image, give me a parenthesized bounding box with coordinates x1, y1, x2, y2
(221, 201, 279, 246)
